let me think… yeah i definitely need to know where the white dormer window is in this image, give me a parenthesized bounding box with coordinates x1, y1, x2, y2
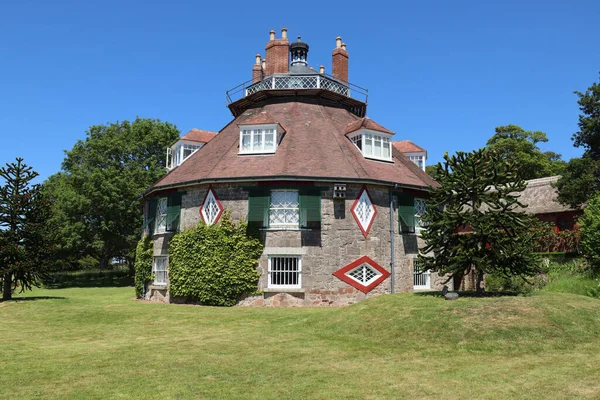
(404, 152, 426, 171)
(349, 129, 392, 161)
(239, 124, 280, 154)
(166, 141, 203, 170)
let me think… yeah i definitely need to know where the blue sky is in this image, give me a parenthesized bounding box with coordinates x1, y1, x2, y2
(1, 0, 599, 182)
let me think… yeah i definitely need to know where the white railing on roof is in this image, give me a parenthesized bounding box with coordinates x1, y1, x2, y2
(226, 73, 368, 104)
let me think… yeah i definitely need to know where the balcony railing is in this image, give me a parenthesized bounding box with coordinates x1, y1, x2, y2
(226, 73, 368, 105)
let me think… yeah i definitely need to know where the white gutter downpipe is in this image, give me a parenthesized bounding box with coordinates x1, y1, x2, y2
(389, 186, 396, 293)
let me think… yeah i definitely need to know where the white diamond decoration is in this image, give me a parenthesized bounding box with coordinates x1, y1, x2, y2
(351, 187, 376, 237)
(346, 263, 382, 286)
(201, 188, 223, 226)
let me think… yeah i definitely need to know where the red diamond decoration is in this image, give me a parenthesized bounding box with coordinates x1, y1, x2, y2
(333, 256, 390, 293)
(200, 185, 224, 226)
(350, 185, 377, 238)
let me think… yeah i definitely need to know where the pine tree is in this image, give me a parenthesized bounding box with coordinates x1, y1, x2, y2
(0, 158, 55, 300)
(417, 149, 541, 295)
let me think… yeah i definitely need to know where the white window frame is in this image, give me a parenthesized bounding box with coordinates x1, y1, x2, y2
(238, 124, 279, 154)
(269, 189, 300, 229)
(154, 197, 168, 234)
(345, 263, 382, 286)
(153, 256, 168, 286)
(349, 129, 393, 161)
(267, 255, 302, 289)
(167, 140, 203, 170)
(405, 152, 426, 171)
(413, 259, 430, 290)
(414, 198, 428, 234)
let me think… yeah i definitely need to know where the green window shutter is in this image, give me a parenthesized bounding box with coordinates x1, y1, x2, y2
(299, 189, 321, 229)
(397, 193, 415, 233)
(247, 189, 270, 229)
(166, 192, 183, 232)
(142, 198, 157, 233)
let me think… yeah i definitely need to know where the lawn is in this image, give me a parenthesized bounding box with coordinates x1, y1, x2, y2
(1, 287, 600, 400)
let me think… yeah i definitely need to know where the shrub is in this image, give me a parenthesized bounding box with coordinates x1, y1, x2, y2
(168, 212, 263, 306)
(485, 273, 547, 294)
(134, 236, 153, 298)
(577, 194, 600, 276)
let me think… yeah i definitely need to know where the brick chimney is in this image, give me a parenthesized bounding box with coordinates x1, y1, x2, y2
(332, 36, 349, 83)
(265, 28, 289, 76)
(252, 54, 262, 83)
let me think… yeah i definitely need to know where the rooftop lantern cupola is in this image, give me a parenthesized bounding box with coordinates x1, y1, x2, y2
(290, 36, 309, 66)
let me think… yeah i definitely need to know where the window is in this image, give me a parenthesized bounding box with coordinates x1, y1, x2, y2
(346, 263, 382, 286)
(269, 190, 300, 228)
(349, 131, 392, 161)
(153, 256, 168, 286)
(414, 198, 428, 233)
(144, 192, 183, 235)
(155, 198, 168, 234)
(239, 126, 277, 154)
(247, 188, 321, 230)
(166, 142, 202, 170)
(200, 187, 223, 226)
(407, 155, 424, 170)
(351, 186, 377, 237)
(398, 194, 428, 234)
(268, 256, 301, 289)
(413, 259, 430, 290)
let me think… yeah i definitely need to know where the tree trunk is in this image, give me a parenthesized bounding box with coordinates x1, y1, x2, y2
(2, 272, 12, 301)
(476, 270, 485, 296)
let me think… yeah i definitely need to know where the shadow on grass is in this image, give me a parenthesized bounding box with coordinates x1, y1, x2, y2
(1, 296, 67, 302)
(414, 290, 521, 298)
(42, 270, 134, 289)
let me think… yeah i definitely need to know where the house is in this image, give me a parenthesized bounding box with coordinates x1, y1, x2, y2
(141, 29, 442, 306)
(518, 176, 582, 231)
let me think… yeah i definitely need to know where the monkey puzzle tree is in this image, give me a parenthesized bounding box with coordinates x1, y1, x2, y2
(0, 158, 55, 300)
(417, 149, 541, 295)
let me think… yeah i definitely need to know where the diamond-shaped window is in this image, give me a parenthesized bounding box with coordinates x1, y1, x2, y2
(333, 256, 390, 293)
(350, 186, 377, 237)
(200, 187, 224, 226)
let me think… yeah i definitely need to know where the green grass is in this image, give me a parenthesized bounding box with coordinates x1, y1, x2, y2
(2, 287, 600, 399)
(541, 274, 600, 297)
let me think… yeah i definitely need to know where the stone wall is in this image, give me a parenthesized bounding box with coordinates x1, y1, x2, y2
(145, 181, 448, 306)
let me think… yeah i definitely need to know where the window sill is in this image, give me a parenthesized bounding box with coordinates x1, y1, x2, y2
(364, 155, 394, 163)
(260, 227, 315, 231)
(264, 288, 305, 293)
(238, 151, 276, 155)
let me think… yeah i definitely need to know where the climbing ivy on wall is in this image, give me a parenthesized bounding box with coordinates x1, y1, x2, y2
(169, 212, 263, 306)
(134, 236, 153, 298)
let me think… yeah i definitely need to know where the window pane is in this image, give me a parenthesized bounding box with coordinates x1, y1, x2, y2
(155, 198, 168, 233)
(270, 190, 299, 228)
(364, 134, 372, 155)
(253, 129, 262, 150)
(383, 140, 390, 158)
(374, 136, 382, 157)
(242, 130, 251, 152)
(264, 129, 274, 150)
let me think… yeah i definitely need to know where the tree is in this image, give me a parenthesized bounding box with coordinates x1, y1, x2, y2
(578, 193, 600, 276)
(557, 74, 600, 207)
(571, 74, 600, 158)
(44, 118, 180, 273)
(0, 158, 55, 300)
(555, 154, 600, 208)
(485, 124, 566, 180)
(417, 149, 541, 295)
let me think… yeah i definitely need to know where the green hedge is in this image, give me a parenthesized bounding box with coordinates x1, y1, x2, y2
(169, 212, 263, 306)
(134, 236, 153, 298)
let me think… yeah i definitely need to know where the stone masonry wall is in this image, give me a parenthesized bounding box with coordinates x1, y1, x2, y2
(146, 182, 448, 306)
